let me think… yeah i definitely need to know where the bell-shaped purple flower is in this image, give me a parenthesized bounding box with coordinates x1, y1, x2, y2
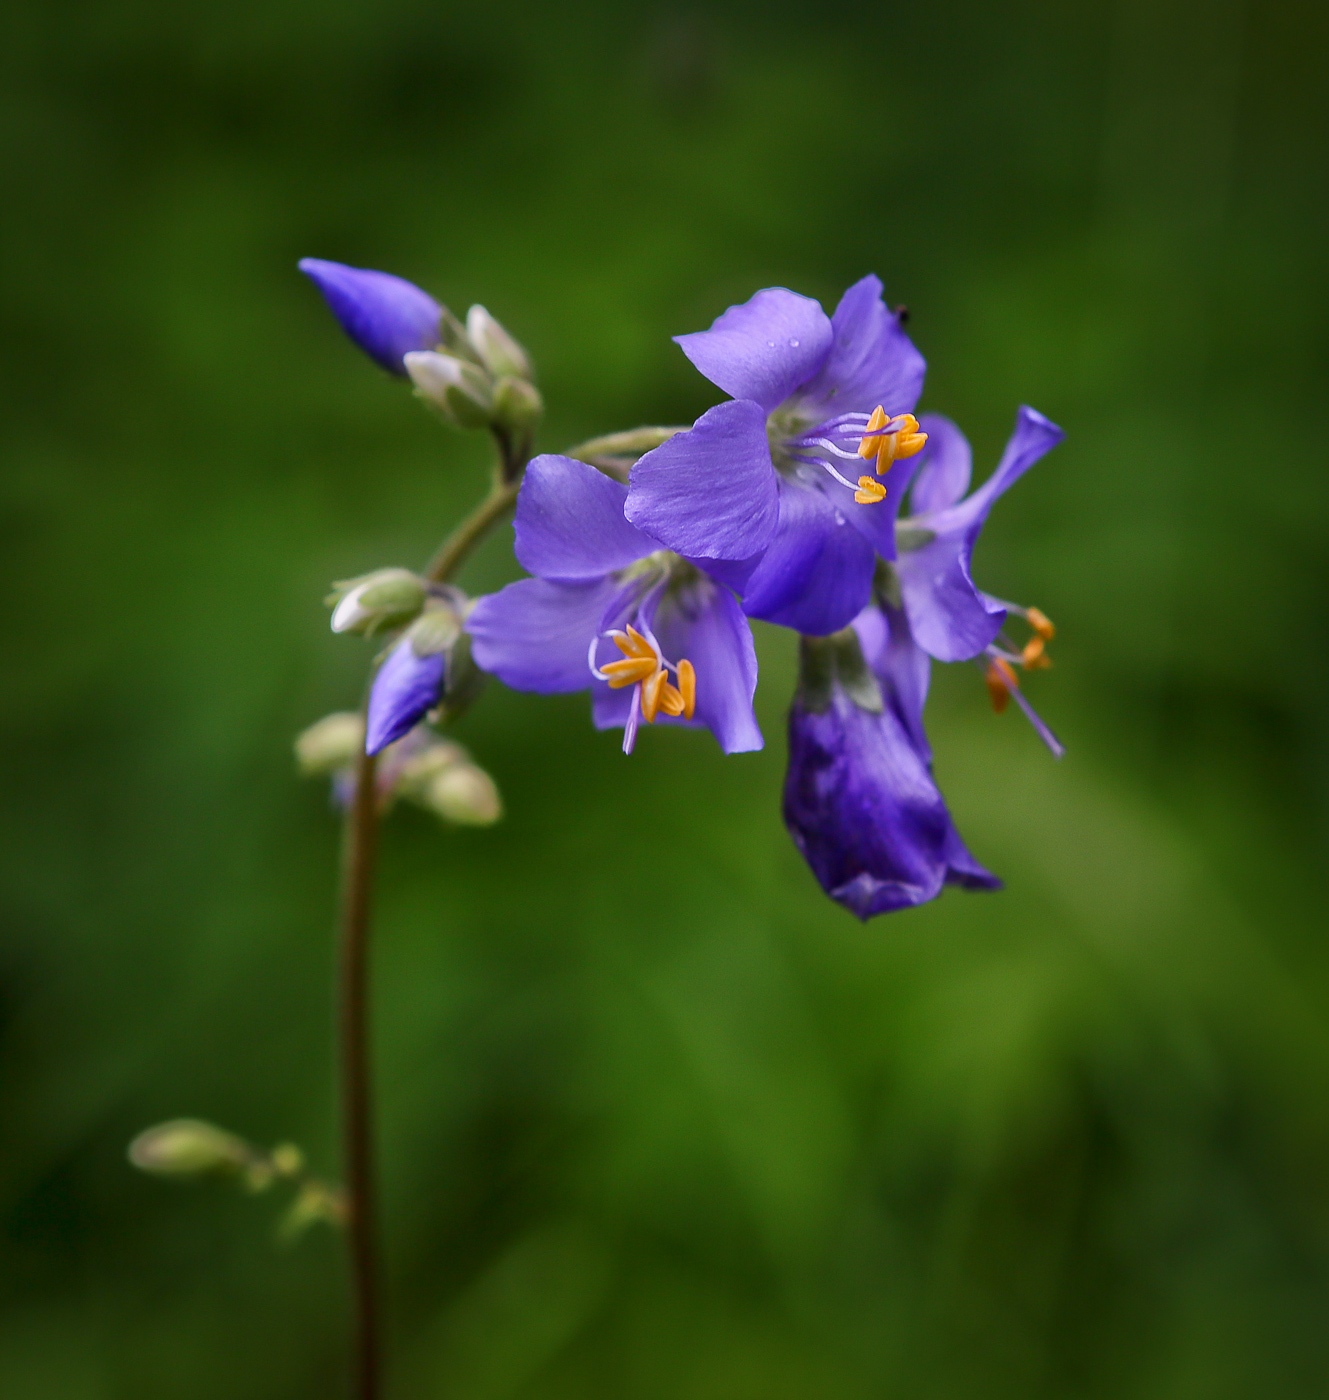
(625, 277, 927, 636)
(894, 406, 1064, 661)
(466, 454, 762, 755)
(783, 602, 999, 918)
(299, 258, 442, 375)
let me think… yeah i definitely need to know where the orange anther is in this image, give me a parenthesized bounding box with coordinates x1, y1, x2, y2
(984, 656, 1018, 713)
(601, 656, 657, 688)
(676, 659, 696, 719)
(1025, 607, 1055, 641)
(1021, 637, 1052, 670)
(858, 405, 928, 477)
(641, 666, 667, 722)
(658, 682, 686, 717)
(854, 476, 887, 505)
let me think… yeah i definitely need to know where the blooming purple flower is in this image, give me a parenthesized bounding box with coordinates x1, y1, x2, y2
(466, 454, 762, 755)
(625, 277, 930, 636)
(299, 258, 442, 375)
(783, 600, 1000, 918)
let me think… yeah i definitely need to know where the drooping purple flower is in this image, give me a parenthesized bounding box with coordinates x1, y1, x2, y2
(299, 258, 442, 375)
(893, 406, 1064, 661)
(625, 277, 929, 636)
(466, 454, 762, 754)
(783, 601, 1000, 918)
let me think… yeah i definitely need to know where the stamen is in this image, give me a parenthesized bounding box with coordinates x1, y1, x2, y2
(588, 621, 698, 742)
(1021, 636, 1052, 670)
(855, 477, 887, 504)
(1025, 606, 1055, 641)
(984, 656, 1019, 713)
(858, 405, 928, 476)
(676, 659, 696, 719)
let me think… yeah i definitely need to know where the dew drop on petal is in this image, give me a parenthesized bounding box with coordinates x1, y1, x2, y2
(766, 340, 776, 348)
(789, 338, 800, 347)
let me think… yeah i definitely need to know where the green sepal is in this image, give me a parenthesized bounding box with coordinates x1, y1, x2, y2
(794, 629, 884, 715)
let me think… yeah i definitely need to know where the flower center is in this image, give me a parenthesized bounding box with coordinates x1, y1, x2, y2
(588, 622, 696, 753)
(779, 405, 929, 505)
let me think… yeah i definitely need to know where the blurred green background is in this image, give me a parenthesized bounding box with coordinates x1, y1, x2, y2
(4, 0, 1329, 1395)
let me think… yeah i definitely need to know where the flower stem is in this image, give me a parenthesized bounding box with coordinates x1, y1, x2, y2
(423, 478, 519, 584)
(336, 427, 531, 1399)
(339, 740, 381, 1400)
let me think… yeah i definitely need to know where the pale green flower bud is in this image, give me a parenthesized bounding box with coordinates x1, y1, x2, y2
(270, 1142, 305, 1178)
(327, 567, 427, 635)
(465, 305, 533, 381)
(295, 712, 365, 776)
(404, 350, 494, 429)
(422, 762, 502, 826)
(128, 1119, 253, 1177)
(491, 375, 544, 439)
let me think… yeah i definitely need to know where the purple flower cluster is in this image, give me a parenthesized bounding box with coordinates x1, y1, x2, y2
(305, 260, 1064, 917)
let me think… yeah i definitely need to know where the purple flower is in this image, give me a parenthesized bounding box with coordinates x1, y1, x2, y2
(466, 454, 762, 755)
(893, 406, 1064, 662)
(783, 601, 1000, 918)
(625, 277, 929, 636)
(299, 258, 442, 375)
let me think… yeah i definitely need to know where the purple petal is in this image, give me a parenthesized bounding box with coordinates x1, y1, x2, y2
(907, 415, 972, 515)
(655, 581, 763, 753)
(626, 399, 779, 561)
(797, 275, 926, 419)
(299, 259, 441, 375)
(897, 406, 1064, 662)
(514, 454, 655, 581)
(674, 288, 834, 411)
(853, 602, 933, 761)
(467, 576, 622, 692)
(365, 643, 446, 754)
(783, 689, 998, 919)
(739, 477, 876, 635)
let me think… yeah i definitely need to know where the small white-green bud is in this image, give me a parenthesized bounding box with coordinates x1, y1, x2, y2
(270, 1142, 305, 1178)
(327, 567, 427, 635)
(491, 376, 544, 439)
(295, 712, 365, 776)
(422, 762, 502, 826)
(128, 1119, 253, 1177)
(404, 350, 494, 429)
(466, 305, 533, 381)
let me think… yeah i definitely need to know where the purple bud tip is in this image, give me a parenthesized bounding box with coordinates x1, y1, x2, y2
(298, 258, 442, 376)
(365, 643, 447, 755)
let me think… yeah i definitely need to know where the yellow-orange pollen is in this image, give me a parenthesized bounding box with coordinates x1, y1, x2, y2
(985, 607, 1057, 712)
(853, 406, 928, 504)
(599, 625, 696, 724)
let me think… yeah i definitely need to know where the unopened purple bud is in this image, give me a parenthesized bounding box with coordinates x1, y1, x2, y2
(299, 258, 443, 375)
(364, 606, 460, 755)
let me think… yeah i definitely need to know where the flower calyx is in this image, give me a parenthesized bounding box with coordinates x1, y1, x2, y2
(795, 628, 884, 716)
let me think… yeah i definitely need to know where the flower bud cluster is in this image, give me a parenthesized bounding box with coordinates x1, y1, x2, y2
(128, 1118, 347, 1238)
(405, 303, 542, 445)
(294, 712, 502, 827)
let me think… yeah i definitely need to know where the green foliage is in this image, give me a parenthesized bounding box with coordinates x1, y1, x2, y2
(2, 0, 1328, 1396)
